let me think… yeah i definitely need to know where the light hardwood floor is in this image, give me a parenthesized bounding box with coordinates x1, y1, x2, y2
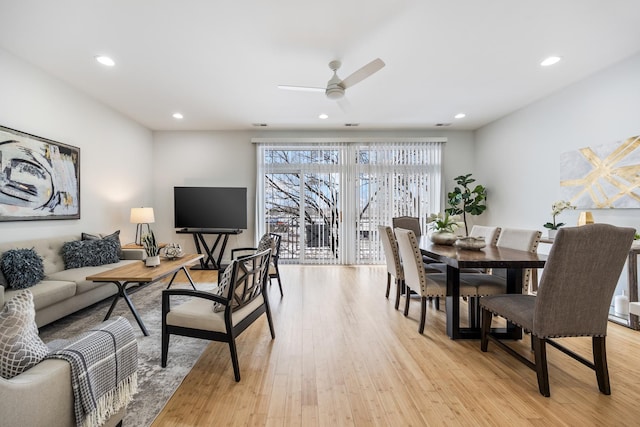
(153, 265, 640, 426)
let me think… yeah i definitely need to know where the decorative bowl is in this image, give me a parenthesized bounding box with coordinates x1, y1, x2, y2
(429, 231, 458, 245)
(163, 243, 184, 259)
(454, 236, 486, 251)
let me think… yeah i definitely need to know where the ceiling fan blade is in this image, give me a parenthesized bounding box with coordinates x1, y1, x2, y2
(339, 58, 385, 89)
(278, 85, 325, 93)
(337, 97, 352, 113)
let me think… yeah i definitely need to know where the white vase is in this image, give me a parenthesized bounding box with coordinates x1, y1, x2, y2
(614, 292, 629, 316)
(547, 229, 558, 239)
(145, 255, 160, 267)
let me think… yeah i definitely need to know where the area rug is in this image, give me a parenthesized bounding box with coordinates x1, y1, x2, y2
(39, 281, 215, 427)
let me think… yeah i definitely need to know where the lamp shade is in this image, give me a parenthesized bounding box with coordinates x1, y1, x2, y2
(130, 207, 155, 224)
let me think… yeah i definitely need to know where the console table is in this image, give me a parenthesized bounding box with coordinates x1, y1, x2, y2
(176, 228, 242, 270)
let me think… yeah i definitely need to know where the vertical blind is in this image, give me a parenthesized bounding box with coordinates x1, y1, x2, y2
(254, 138, 445, 265)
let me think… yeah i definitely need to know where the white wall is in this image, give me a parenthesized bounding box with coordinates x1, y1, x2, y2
(475, 51, 640, 298)
(475, 51, 640, 233)
(152, 129, 476, 258)
(0, 48, 154, 244)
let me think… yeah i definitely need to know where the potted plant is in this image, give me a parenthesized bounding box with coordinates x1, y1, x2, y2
(543, 200, 576, 238)
(445, 173, 487, 236)
(142, 231, 161, 267)
(427, 212, 462, 245)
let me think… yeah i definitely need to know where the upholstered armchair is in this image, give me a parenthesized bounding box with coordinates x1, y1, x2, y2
(162, 249, 274, 381)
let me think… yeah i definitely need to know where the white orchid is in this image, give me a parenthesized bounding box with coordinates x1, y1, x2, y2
(544, 200, 576, 230)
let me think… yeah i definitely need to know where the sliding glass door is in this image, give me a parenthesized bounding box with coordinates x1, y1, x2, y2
(257, 139, 444, 265)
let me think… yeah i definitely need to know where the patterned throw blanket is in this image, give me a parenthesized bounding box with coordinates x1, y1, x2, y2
(46, 316, 138, 427)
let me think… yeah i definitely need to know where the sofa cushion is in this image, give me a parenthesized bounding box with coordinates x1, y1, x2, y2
(62, 239, 120, 270)
(0, 290, 50, 379)
(5, 280, 77, 311)
(0, 248, 46, 289)
(82, 230, 123, 259)
(47, 260, 138, 295)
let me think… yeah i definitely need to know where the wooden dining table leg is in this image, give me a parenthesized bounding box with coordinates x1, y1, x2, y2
(446, 265, 461, 339)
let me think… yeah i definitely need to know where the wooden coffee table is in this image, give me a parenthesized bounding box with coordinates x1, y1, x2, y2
(86, 254, 204, 336)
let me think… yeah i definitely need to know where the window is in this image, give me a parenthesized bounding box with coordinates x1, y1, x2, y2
(255, 138, 444, 264)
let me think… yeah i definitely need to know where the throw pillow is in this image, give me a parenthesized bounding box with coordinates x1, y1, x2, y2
(0, 290, 50, 379)
(0, 268, 7, 289)
(0, 248, 45, 289)
(62, 239, 120, 270)
(212, 263, 234, 313)
(82, 230, 123, 259)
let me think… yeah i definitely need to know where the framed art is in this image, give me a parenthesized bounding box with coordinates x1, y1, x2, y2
(560, 135, 640, 208)
(0, 125, 80, 221)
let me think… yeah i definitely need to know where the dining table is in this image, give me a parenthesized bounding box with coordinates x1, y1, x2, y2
(418, 236, 547, 340)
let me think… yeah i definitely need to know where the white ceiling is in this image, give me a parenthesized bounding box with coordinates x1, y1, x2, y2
(2, 0, 640, 131)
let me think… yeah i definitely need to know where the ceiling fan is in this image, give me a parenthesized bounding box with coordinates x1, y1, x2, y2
(278, 58, 385, 100)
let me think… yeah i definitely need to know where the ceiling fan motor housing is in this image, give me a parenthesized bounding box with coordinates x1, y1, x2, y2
(326, 86, 345, 99)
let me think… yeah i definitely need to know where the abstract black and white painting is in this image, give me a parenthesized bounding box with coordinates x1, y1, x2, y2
(0, 126, 80, 221)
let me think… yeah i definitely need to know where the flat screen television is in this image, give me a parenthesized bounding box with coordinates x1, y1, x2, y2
(174, 186, 247, 230)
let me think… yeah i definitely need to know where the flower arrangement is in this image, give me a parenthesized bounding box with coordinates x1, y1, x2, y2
(427, 212, 462, 233)
(543, 200, 576, 230)
(141, 231, 160, 257)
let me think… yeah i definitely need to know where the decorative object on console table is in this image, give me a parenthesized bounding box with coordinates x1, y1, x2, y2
(0, 125, 80, 221)
(142, 231, 160, 267)
(577, 211, 594, 226)
(130, 207, 155, 245)
(543, 200, 575, 238)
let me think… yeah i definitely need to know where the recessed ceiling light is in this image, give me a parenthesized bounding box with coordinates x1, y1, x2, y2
(95, 55, 115, 67)
(172, 113, 184, 119)
(319, 113, 329, 120)
(454, 113, 466, 119)
(540, 56, 562, 67)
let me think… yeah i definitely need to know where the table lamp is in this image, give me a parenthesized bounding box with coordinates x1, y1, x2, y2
(130, 207, 155, 245)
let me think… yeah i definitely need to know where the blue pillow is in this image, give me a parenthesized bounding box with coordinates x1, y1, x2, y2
(62, 239, 120, 269)
(0, 248, 45, 289)
(82, 230, 122, 259)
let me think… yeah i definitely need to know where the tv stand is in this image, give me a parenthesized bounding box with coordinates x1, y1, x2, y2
(176, 228, 243, 270)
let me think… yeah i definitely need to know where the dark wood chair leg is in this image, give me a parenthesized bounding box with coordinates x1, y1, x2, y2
(386, 273, 391, 298)
(532, 336, 550, 397)
(419, 296, 427, 334)
(480, 308, 492, 352)
(404, 285, 411, 316)
(434, 296, 440, 311)
(593, 336, 611, 394)
(229, 339, 241, 382)
(468, 297, 477, 328)
(275, 274, 283, 297)
(161, 331, 169, 367)
(394, 278, 402, 310)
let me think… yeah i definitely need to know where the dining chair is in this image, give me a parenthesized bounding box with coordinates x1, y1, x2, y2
(392, 216, 422, 236)
(479, 224, 635, 397)
(393, 216, 441, 265)
(162, 248, 274, 382)
(460, 227, 541, 295)
(378, 225, 405, 310)
(395, 228, 479, 333)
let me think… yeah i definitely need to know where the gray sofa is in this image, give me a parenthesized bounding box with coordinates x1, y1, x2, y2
(0, 234, 143, 328)
(0, 234, 143, 427)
